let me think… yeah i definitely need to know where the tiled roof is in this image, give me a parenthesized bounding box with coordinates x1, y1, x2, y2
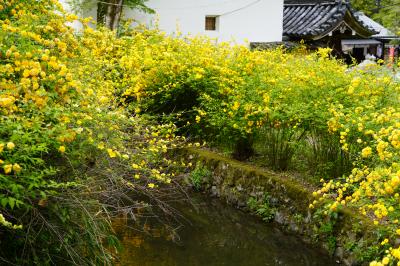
(285, 0, 337, 4)
(354, 12, 396, 38)
(283, 0, 377, 39)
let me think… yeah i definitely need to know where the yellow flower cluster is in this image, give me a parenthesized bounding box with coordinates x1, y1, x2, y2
(91, 17, 398, 265)
(0, 0, 183, 239)
(80, 12, 400, 265)
(309, 73, 400, 264)
(2, 0, 400, 264)
(0, 213, 22, 230)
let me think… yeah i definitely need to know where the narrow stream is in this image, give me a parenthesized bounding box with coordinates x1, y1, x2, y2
(115, 194, 337, 266)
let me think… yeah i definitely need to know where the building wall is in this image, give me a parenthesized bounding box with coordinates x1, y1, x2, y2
(58, 0, 284, 45)
(127, 0, 283, 44)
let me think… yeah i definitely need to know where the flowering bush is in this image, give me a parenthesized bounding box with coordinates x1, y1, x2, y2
(2, 0, 400, 264)
(118, 28, 400, 264)
(0, 0, 182, 264)
(91, 20, 400, 265)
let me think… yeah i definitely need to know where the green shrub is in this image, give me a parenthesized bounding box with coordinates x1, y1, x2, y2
(0, 1, 182, 264)
(247, 194, 276, 222)
(189, 165, 211, 190)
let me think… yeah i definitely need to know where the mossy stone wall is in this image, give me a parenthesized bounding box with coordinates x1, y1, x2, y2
(182, 148, 380, 266)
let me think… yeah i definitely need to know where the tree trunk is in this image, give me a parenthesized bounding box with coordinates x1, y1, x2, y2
(97, 1, 107, 26)
(104, 0, 124, 31)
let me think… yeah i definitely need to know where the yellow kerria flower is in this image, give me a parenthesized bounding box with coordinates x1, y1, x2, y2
(58, 146, 66, 153)
(6, 142, 15, 150)
(12, 164, 21, 173)
(107, 148, 116, 158)
(148, 183, 155, 188)
(232, 101, 240, 111)
(97, 142, 105, 150)
(369, 261, 381, 266)
(0, 97, 14, 107)
(382, 256, 390, 265)
(3, 164, 12, 174)
(361, 147, 372, 158)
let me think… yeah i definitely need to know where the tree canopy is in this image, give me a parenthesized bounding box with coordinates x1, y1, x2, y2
(351, 0, 400, 34)
(68, 0, 154, 30)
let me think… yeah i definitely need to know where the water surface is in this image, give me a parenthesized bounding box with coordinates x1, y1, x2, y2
(115, 195, 337, 266)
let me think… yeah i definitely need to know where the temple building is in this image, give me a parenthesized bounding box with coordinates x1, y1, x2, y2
(60, 0, 397, 62)
(283, 0, 396, 62)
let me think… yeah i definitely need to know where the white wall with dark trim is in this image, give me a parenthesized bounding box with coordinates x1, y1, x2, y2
(59, 0, 284, 45)
(127, 0, 283, 44)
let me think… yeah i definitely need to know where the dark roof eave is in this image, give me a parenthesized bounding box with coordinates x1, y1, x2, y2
(374, 36, 400, 40)
(345, 10, 377, 37)
(284, 0, 339, 4)
(283, 33, 325, 40)
(309, 10, 378, 40)
(283, 2, 378, 39)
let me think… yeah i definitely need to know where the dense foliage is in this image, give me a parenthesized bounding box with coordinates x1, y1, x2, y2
(2, 0, 400, 265)
(352, 0, 400, 35)
(117, 30, 400, 264)
(0, 0, 181, 264)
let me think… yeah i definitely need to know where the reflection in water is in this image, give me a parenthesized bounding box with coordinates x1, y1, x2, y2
(114, 195, 336, 266)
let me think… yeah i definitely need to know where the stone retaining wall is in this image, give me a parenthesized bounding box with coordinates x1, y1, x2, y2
(182, 148, 379, 266)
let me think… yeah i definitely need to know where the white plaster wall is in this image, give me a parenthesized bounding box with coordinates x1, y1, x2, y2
(58, 0, 284, 44)
(126, 0, 283, 44)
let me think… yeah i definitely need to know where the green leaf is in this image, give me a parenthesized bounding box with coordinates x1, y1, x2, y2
(40, 191, 47, 200)
(1, 198, 8, 208)
(8, 197, 15, 210)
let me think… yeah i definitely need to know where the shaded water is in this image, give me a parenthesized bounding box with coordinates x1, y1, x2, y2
(115, 195, 337, 266)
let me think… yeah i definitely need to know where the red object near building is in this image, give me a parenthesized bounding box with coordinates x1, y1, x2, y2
(389, 47, 395, 63)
